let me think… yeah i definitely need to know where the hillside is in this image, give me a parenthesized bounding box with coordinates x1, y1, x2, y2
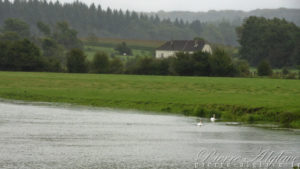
(151, 8, 300, 26)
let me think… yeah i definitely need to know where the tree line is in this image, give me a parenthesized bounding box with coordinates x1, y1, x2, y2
(152, 9, 300, 26)
(0, 17, 82, 72)
(0, 0, 239, 46)
(64, 48, 299, 79)
(65, 48, 250, 77)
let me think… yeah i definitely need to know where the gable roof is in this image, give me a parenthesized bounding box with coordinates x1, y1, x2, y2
(157, 40, 206, 52)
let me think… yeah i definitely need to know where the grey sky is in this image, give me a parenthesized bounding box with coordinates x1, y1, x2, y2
(59, 0, 300, 12)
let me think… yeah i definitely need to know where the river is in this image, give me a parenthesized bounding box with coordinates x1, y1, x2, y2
(0, 101, 299, 169)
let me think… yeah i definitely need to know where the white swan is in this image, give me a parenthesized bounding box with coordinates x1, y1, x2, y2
(210, 114, 216, 122)
(197, 120, 203, 126)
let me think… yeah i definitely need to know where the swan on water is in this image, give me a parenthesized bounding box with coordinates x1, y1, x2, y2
(197, 120, 203, 126)
(210, 114, 216, 122)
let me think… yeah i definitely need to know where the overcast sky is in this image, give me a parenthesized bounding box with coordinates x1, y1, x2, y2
(59, 0, 300, 12)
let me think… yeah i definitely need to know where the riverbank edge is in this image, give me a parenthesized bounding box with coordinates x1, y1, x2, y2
(0, 95, 299, 129)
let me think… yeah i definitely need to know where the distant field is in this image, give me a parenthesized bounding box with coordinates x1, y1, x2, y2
(82, 38, 164, 61)
(84, 45, 152, 61)
(0, 71, 299, 127)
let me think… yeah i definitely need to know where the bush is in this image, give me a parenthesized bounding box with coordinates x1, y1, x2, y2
(109, 58, 124, 74)
(192, 106, 207, 117)
(236, 60, 250, 77)
(171, 52, 195, 76)
(282, 67, 289, 75)
(257, 60, 273, 76)
(279, 112, 299, 128)
(209, 48, 238, 77)
(286, 73, 297, 79)
(0, 39, 47, 71)
(66, 48, 88, 73)
(92, 51, 110, 73)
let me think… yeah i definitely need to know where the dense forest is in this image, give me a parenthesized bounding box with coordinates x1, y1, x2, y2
(0, 0, 239, 46)
(151, 8, 300, 26)
(1, 1, 299, 46)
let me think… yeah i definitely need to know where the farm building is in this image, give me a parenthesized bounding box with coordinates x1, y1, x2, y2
(155, 40, 212, 58)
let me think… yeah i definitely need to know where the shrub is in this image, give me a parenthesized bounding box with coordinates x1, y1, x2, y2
(286, 73, 297, 79)
(66, 48, 88, 73)
(192, 106, 207, 117)
(241, 114, 255, 123)
(279, 112, 299, 128)
(92, 51, 110, 73)
(109, 58, 124, 74)
(236, 60, 250, 77)
(209, 48, 237, 77)
(257, 60, 273, 76)
(282, 67, 289, 75)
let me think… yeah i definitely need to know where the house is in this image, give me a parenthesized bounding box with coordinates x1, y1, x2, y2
(155, 40, 212, 58)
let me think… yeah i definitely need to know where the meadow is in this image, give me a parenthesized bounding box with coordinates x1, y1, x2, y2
(0, 71, 299, 128)
(82, 38, 165, 61)
(84, 45, 153, 61)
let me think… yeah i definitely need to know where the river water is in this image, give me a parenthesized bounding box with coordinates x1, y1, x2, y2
(0, 101, 299, 169)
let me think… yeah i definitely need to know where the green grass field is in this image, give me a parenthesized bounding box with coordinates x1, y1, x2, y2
(0, 72, 299, 128)
(82, 38, 164, 61)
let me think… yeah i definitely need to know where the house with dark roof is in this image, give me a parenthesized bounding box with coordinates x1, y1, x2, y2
(155, 40, 212, 58)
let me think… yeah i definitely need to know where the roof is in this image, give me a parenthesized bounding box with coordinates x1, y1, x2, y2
(156, 40, 206, 52)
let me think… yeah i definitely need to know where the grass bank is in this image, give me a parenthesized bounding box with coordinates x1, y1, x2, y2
(0, 71, 299, 128)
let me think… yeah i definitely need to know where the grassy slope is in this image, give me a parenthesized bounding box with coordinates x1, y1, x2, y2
(0, 72, 300, 127)
(81, 38, 165, 48)
(82, 38, 165, 61)
(84, 45, 152, 61)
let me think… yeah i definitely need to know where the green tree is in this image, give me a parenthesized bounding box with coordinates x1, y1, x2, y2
(92, 51, 110, 73)
(192, 51, 211, 76)
(235, 60, 250, 77)
(109, 58, 123, 74)
(3, 18, 30, 38)
(257, 60, 273, 76)
(133, 57, 157, 75)
(53, 21, 83, 50)
(209, 48, 237, 76)
(37, 21, 51, 36)
(0, 41, 10, 70)
(170, 52, 195, 76)
(41, 38, 64, 59)
(0, 39, 45, 71)
(66, 48, 87, 73)
(237, 16, 300, 67)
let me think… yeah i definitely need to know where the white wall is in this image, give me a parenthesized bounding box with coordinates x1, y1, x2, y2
(202, 44, 213, 54)
(155, 50, 177, 58)
(155, 44, 213, 59)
